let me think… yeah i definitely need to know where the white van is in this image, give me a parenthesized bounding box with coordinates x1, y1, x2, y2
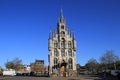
(3, 69, 16, 76)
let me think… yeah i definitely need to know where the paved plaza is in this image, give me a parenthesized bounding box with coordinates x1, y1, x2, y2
(0, 74, 119, 80)
(0, 75, 101, 80)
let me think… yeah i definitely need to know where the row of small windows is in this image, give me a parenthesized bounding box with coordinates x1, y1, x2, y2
(53, 58, 73, 69)
(54, 49, 73, 57)
(54, 41, 72, 48)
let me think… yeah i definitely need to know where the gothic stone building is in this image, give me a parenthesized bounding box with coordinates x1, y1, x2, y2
(48, 9, 76, 77)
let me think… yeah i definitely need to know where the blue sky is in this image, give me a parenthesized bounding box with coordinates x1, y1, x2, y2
(0, 0, 120, 68)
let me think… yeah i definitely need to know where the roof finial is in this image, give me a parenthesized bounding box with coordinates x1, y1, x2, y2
(59, 7, 66, 23)
(60, 8, 63, 18)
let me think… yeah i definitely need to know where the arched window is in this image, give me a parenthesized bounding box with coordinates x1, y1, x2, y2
(54, 41, 58, 48)
(68, 49, 72, 57)
(61, 49, 65, 57)
(68, 58, 73, 69)
(61, 25, 64, 29)
(61, 42, 64, 48)
(54, 49, 58, 56)
(61, 38, 65, 48)
(68, 41, 72, 48)
(54, 58, 58, 69)
(61, 31, 65, 37)
(54, 58, 58, 64)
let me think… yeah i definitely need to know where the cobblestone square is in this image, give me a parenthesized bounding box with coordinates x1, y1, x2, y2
(0, 74, 119, 80)
(0, 75, 101, 80)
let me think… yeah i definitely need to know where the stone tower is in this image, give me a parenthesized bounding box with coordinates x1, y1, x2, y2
(48, 9, 76, 77)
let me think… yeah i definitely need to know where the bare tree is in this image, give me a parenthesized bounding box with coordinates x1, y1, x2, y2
(100, 50, 119, 70)
(85, 58, 99, 73)
(5, 57, 22, 70)
(5, 61, 14, 69)
(0, 66, 3, 72)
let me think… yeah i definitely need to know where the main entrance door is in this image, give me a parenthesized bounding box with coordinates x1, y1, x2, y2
(60, 65, 65, 71)
(60, 63, 67, 77)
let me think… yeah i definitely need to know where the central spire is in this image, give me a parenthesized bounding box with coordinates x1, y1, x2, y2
(60, 8, 64, 19)
(59, 8, 65, 24)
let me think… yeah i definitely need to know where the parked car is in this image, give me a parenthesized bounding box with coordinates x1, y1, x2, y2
(44, 71, 49, 77)
(83, 70, 92, 75)
(111, 70, 120, 76)
(117, 72, 120, 80)
(16, 70, 30, 76)
(35, 71, 44, 77)
(30, 71, 35, 76)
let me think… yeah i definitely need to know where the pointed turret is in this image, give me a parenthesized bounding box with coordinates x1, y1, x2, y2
(57, 8, 66, 36)
(73, 33, 76, 51)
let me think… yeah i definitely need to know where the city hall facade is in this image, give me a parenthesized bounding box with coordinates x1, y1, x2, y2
(48, 9, 76, 77)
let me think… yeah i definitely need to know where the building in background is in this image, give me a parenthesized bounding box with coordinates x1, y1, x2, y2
(16, 65, 31, 76)
(76, 64, 80, 76)
(30, 60, 44, 76)
(48, 9, 76, 77)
